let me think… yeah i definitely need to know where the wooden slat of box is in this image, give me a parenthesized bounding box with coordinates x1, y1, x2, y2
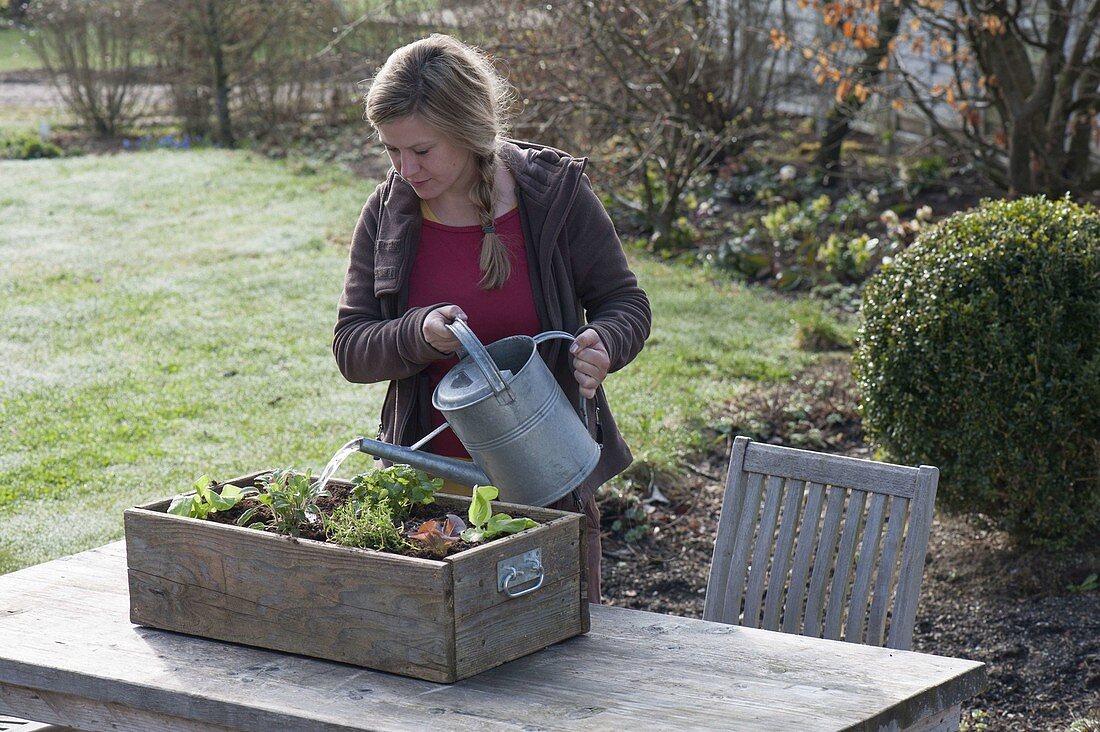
(124, 476, 587, 684)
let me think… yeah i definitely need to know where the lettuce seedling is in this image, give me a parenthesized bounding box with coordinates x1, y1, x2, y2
(237, 468, 328, 537)
(168, 475, 254, 519)
(460, 485, 537, 543)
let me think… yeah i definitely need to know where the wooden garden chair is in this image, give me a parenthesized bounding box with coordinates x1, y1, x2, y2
(703, 436, 939, 650)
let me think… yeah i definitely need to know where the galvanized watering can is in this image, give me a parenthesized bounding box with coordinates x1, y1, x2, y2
(357, 319, 601, 507)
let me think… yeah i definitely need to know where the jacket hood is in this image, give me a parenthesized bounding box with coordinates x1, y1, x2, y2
(498, 140, 589, 280)
(369, 139, 589, 299)
(498, 139, 587, 203)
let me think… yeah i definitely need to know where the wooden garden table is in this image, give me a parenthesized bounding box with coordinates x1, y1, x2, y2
(0, 542, 984, 732)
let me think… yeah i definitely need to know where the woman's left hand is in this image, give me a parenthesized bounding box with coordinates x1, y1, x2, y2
(570, 328, 610, 400)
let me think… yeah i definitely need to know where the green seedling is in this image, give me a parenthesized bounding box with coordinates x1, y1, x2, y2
(324, 499, 411, 554)
(237, 468, 328, 537)
(1067, 573, 1098, 593)
(168, 475, 254, 519)
(460, 485, 537, 544)
(351, 464, 442, 523)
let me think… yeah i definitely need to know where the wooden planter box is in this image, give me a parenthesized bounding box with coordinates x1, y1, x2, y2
(123, 472, 590, 683)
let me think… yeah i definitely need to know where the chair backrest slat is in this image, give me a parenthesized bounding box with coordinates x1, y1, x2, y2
(845, 492, 888, 644)
(781, 481, 825, 634)
(803, 485, 847, 637)
(705, 436, 938, 650)
(743, 475, 786, 625)
(762, 479, 806, 630)
(867, 496, 909, 644)
(886, 466, 939, 649)
(823, 491, 866, 640)
(721, 471, 765, 623)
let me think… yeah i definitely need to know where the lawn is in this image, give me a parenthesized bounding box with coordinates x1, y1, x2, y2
(0, 26, 39, 73)
(0, 148, 826, 574)
(0, 27, 70, 136)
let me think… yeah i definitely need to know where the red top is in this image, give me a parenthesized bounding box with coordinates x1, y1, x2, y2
(407, 206, 540, 457)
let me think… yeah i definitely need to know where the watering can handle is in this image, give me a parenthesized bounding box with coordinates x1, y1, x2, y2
(532, 331, 592, 431)
(445, 319, 509, 399)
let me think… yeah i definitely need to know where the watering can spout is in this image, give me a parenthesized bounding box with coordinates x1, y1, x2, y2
(357, 437, 491, 489)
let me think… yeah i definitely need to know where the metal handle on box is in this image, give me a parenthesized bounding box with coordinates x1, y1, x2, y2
(498, 549, 544, 598)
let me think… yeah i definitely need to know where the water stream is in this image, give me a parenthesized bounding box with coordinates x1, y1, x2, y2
(313, 437, 365, 495)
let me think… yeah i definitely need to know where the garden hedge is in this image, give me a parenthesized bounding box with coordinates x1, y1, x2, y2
(854, 196, 1100, 548)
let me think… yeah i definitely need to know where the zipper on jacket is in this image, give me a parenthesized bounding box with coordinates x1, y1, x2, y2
(391, 380, 402, 443)
(392, 379, 416, 446)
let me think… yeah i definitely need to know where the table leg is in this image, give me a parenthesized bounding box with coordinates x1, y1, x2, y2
(903, 702, 963, 732)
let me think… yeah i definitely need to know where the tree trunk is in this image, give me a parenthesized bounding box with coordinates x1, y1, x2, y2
(212, 44, 234, 147)
(815, 106, 852, 187)
(813, 1, 902, 186)
(1065, 90, 1098, 188)
(205, 0, 235, 147)
(1006, 123, 1035, 195)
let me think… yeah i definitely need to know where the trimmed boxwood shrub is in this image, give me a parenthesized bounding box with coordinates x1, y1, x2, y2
(854, 196, 1100, 548)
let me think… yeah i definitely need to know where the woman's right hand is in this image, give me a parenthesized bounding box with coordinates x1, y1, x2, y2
(422, 305, 468, 355)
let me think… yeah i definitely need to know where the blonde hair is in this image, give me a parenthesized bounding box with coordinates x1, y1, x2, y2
(366, 34, 514, 290)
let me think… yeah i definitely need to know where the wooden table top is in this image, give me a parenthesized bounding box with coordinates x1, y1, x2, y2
(0, 542, 985, 732)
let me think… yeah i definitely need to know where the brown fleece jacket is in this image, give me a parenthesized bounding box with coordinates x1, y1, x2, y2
(333, 140, 652, 504)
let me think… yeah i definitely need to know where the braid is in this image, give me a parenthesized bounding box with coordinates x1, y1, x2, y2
(472, 151, 510, 290)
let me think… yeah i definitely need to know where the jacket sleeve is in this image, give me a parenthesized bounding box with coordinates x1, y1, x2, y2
(566, 174, 652, 372)
(332, 189, 451, 383)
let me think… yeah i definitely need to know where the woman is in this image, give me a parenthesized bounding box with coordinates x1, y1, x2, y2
(332, 34, 651, 603)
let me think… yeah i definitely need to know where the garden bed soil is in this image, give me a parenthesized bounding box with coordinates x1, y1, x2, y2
(599, 420, 1100, 731)
(204, 480, 479, 559)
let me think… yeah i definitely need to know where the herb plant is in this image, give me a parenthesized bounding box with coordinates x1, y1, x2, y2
(351, 464, 441, 522)
(324, 500, 412, 554)
(460, 485, 537, 543)
(237, 468, 328, 537)
(168, 475, 254, 519)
